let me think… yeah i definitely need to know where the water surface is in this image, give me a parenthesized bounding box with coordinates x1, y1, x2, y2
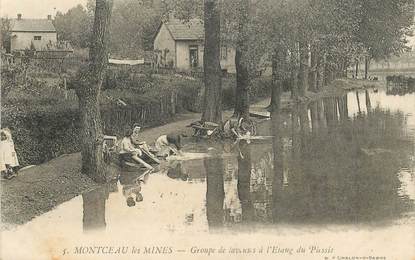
(2, 87, 414, 260)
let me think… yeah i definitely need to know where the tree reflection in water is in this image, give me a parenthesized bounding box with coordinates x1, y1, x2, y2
(82, 184, 110, 232)
(268, 94, 414, 224)
(237, 142, 255, 223)
(205, 157, 225, 229)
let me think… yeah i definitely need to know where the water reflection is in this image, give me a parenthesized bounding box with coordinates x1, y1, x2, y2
(120, 171, 144, 207)
(82, 185, 109, 232)
(205, 157, 225, 229)
(237, 142, 255, 223)
(268, 91, 414, 224)
(30, 88, 415, 234)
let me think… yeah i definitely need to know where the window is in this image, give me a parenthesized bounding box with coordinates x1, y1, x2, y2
(34, 36, 42, 41)
(220, 45, 228, 60)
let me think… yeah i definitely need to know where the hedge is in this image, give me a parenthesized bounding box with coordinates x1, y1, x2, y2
(2, 75, 271, 166)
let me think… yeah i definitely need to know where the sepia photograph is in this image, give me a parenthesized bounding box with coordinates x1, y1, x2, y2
(0, 0, 414, 259)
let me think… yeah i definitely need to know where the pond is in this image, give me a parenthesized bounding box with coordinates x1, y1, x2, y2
(2, 87, 414, 260)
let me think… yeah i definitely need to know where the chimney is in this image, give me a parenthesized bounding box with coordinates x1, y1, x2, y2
(47, 15, 52, 20)
(17, 14, 22, 20)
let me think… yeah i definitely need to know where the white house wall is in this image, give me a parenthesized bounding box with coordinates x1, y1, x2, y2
(221, 47, 236, 74)
(11, 32, 57, 51)
(154, 24, 176, 67)
(175, 41, 236, 73)
(175, 40, 204, 71)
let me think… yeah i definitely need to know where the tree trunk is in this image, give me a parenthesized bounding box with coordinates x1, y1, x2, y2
(309, 47, 318, 92)
(202, 0, 222, 123)
(364, 56, 370, 80)
(290, 45, 299, 100)
(355, 60, 359, 78)
(75, 0, 113, 183)
(270, 48, 286, 112)
(298, 39, 309, 97)
(233, 0, 250, 119)
(321, 53, 327, 87)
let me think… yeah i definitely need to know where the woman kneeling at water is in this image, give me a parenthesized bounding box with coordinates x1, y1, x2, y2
(154, 134, 182, 157)
(119, 129, 153, 170)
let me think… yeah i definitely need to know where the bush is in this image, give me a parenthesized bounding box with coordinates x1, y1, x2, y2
(3, 108, 80, 166)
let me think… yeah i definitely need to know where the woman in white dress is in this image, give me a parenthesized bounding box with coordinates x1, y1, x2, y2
(0, 129, 19, 179)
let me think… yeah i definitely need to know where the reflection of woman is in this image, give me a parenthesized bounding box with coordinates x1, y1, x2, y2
(166, 161, 188, 181)
(120, 171, 144, 207)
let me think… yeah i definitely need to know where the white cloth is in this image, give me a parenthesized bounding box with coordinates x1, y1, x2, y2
(0, 141, 7, 172)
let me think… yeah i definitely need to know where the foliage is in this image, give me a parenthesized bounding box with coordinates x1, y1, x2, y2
(1, 17, 11, 52)
(54, 5, 92, 48)
(357, 0, 415, 60)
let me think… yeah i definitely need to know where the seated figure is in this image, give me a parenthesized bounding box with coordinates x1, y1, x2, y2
(119, 129, 153, 170)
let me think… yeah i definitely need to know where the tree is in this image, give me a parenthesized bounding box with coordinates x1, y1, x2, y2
(357, 0, 414, 78)
(109, 0, 163, 57)
(201, 0, 222, 123)
(54, 5, 92, 48)
(0, 18, 11, 53)
(74, 0, 113, 183)
(232, 0, 251, 119)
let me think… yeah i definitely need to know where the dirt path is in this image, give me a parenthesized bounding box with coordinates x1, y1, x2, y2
(1, 78, 378, 228)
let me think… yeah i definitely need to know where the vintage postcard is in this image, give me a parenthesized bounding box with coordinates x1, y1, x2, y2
(1, 0, 414, 259)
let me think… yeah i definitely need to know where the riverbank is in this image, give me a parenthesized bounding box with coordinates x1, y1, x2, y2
(0, 78, 379, 227)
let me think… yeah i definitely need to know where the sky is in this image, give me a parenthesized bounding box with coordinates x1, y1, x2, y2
(1, 0, 414, 48)
(0, 0, 87, 19)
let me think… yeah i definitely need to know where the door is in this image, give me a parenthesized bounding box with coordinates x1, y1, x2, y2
(189, 45, 199, 68)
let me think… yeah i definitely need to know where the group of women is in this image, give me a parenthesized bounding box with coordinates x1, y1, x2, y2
(119, 124, 182, 170)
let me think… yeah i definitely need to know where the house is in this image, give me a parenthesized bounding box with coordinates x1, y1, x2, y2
(153, 18, 236, 73)
(10, 14, 57, 52)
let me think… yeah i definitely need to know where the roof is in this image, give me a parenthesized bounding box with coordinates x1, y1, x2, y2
(163, 18, 204, 41)
(10, 18, 56, 32)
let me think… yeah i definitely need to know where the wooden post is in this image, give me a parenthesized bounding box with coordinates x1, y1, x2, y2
(64, 77, 67, 100)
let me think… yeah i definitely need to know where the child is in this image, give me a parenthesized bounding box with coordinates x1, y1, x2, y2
(154, 134, 182, 157)
(0, 129, 19, 179)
